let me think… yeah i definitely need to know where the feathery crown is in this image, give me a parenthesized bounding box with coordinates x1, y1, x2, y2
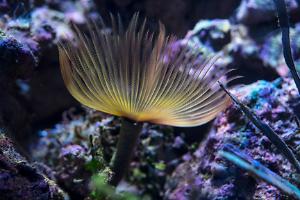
(58, 14, 230, 127)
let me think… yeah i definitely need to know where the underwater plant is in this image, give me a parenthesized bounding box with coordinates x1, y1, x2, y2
(58, 14, 230, 186)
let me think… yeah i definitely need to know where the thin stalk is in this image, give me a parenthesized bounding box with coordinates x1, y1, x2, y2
(273, 0, 300, 94)
(219, 82, 300, 173)
(109, 118, 143, 186)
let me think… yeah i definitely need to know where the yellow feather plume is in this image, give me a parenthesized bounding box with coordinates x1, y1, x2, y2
(58, 14, 231, 127)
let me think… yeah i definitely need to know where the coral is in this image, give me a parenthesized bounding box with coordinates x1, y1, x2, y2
(0, 133, 66, 200)
(165, 77, 300, 199)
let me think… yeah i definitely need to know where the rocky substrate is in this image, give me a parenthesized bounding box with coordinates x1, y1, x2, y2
(31, 108, 196, 199)
(1, 0, 300, 199)
(165, 77, 300, 200)
(0, 0, 98, 145)
(0, 133, 66, 200)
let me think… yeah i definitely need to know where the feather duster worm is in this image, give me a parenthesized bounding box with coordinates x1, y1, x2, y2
(58, 14, 231, 185)
(58, 14, 230, 127)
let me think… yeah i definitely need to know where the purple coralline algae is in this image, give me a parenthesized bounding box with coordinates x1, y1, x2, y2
(0, 31, 37, 79)
(32, 107, 194, 199)
(176, 18, 279, 85)
(185, 19, 231, 53)
(165, 78, 300, 200)
(0, 0, 98, 144)
(260, 23, 300, 77)
(236, 0, 299, 25)
(0, 133, 66, 200)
